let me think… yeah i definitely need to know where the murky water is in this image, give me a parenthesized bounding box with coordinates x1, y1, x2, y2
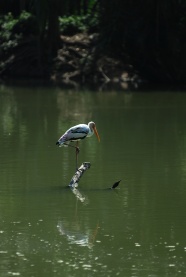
(0, 85, 186, 276)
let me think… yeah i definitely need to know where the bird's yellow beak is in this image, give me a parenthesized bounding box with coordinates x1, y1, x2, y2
(93, 126, 100, 142)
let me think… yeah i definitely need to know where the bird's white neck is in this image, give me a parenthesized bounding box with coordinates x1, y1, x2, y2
(87, 122, 95, 137)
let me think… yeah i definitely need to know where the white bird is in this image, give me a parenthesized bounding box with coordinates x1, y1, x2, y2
(56, 121, 100, 170)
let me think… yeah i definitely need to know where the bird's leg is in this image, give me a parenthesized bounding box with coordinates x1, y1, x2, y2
(75, 141, 80, 171)
(64, 142, 80, 171)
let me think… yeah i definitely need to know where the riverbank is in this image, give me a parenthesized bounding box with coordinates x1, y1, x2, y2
(0, 30, 141, 91)
(52, 32, 140, 90)
(1, 31, 186, 91)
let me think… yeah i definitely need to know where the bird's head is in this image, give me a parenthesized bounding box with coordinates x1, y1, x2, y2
(88, 121, 100, 142)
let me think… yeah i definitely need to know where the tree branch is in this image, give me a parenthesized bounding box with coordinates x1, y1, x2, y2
(69, 162, 91, 188)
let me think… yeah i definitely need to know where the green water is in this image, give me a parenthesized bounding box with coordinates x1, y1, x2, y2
(0, 85, 186, 276)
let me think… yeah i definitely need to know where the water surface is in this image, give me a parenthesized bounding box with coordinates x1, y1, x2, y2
(0, 85, 186, 276)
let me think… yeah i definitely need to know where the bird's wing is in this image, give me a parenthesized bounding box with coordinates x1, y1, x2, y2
(67, 124, 89, 141)
(58, 124, 89, 144)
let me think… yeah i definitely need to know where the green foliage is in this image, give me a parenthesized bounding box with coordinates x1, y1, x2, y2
(0, 13, 19, 49)
(59, 14, 99, 35)
(12, 10, 37, 35)
(0, 11, 36, 52)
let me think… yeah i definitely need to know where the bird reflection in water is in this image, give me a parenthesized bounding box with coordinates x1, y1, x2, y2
(57, 221, 99, 248)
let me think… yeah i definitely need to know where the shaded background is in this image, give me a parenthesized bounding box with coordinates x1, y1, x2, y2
(1, 0, 186, 85)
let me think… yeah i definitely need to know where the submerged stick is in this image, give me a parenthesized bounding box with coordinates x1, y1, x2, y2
(69, 162, 91, 188)
(110, 180, 121, 189)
